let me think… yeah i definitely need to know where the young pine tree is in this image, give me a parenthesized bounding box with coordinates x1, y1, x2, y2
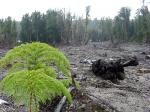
(0, 42, 72, 112)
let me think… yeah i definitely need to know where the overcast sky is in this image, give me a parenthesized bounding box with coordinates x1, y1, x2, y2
(0, 0, 148, 21)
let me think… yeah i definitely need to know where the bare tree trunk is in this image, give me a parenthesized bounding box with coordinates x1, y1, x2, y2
(36, 32, 39, 41)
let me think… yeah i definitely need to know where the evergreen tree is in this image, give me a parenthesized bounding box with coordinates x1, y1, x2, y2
(0, 42, 72, 112)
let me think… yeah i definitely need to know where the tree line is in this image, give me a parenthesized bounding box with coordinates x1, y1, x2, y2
(20, 8, 91, 45)
(89, 6, 150, 44)
(0, 6, 150, 47)
(0, 17, 18, 47)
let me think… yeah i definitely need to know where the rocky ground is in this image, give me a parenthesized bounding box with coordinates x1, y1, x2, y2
(0, 42, 150, 112)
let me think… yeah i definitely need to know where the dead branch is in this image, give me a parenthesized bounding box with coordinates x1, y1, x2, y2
(86, 93, 120, 112)
(54, 87, 75, 112)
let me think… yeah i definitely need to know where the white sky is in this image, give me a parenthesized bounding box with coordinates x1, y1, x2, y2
(0, 0, 148, 21)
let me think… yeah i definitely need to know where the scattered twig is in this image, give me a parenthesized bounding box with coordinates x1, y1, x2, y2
(54, 87, 75, 112)
(93, 80, 140, 93)
(137, 68, 150, 73)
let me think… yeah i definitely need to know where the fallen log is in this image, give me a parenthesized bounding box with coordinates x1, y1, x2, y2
(92, 56, 138, 82)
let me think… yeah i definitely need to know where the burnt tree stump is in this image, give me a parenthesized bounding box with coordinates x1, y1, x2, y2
(92, 56, 138, 82)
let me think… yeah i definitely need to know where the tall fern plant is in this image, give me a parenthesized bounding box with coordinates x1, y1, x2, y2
(0, 42, 72, 112)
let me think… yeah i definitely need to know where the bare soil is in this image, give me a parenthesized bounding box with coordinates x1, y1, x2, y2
(1, 42, 150, 112)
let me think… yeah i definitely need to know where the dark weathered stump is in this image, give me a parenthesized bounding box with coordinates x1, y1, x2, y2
(92, 56, 138, 82)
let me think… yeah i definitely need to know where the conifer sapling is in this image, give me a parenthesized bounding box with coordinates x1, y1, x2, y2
(0, 42, 73, 112)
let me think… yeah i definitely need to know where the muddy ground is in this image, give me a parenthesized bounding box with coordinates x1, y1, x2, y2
(0, 42, 150, 112)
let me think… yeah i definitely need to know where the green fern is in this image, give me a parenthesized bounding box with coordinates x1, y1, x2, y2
(0, 42, 73, 112)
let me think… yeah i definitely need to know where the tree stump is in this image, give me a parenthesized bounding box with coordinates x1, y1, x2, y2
(92, 56, 138, 82)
